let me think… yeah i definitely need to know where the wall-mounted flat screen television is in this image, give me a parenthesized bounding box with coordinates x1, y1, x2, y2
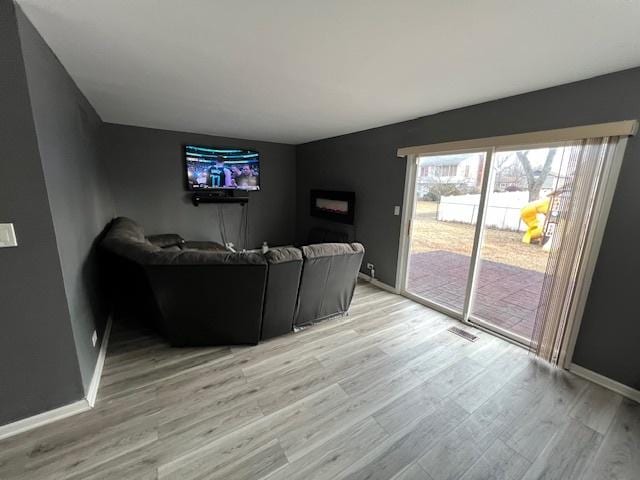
(185, 145, 260, 191)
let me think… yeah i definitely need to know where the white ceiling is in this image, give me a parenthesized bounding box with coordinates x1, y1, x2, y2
(17, 0, 640, 145)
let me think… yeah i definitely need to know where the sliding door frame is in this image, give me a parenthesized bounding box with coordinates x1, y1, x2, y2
(397, 147, 497, 327)
(396, 121, 637, 357)
(467, 141, 569, 345)
(398, 147, 529, 345)
(461, 148, 494, 322)
(397, 153, 464, 321)
(396, 154, 418, 296)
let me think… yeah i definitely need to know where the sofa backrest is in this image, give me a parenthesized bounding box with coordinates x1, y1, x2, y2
(261, 247, 303, 340)
(100, 217, 268, 345)
(295, 243, 364, 327)
(101, 217, 265, 266)
(144, 261, 267, 345)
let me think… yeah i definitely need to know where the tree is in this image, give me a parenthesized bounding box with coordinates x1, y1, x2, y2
(493, 153, 527, 191)
(516, 149, 556, 201)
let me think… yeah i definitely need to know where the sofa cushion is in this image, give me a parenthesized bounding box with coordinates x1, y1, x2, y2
(145, 249, 266, 266)
(147, 233, 185, 248)
(181, 240, 226, 252)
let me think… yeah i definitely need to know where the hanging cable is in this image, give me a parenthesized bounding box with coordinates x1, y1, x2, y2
(244, 201, 250, 250)
(217, 204, 229, 247)
(237, 204, 245, 251)
(214, 201, 251, 251)
(217, 204, 223, 245)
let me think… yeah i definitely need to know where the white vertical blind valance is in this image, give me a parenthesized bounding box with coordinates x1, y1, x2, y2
(396, 120, 637, 157)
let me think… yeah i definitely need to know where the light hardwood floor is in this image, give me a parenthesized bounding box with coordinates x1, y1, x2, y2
(1, 282, 638, 479)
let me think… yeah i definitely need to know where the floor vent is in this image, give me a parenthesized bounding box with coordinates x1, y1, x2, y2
(447, 326, 478, 342)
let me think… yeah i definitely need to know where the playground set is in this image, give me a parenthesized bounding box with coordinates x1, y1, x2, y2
(520, 191, 564, 252)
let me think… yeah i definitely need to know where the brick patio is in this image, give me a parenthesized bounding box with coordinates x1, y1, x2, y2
(407, 250, 544, 339)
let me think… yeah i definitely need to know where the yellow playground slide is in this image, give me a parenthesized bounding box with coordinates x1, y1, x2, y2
(520, 197, 550, 244)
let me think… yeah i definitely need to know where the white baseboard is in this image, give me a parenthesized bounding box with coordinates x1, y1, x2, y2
(86, 317, 112, 407)
(0, 317, 113, 440)
(0, 399, 90, 441)
(569, 363, 640, 403)
(358, 272, 399, 294)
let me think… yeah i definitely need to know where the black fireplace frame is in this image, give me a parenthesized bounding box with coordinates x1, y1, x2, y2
(309, 189, 356, 225)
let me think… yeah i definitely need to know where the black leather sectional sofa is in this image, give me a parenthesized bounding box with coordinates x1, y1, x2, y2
(101, 217, 364, 346)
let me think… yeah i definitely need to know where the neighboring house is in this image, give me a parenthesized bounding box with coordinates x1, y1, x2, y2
(418, 152, 565, 197)
(494, 167, 562, 192)
(416, 154, 483, 197)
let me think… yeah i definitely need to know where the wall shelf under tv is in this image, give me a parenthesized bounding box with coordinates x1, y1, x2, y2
(191, 192, 249, 206)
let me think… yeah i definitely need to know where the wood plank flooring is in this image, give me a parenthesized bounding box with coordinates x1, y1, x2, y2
(1, 282, 638, 479)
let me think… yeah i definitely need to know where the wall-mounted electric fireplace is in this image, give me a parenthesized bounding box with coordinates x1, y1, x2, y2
(310, 190, 355, 224)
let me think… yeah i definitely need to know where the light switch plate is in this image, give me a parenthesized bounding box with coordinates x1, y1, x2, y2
(0, 223, 17, 248)
(394, 206, 401, 216)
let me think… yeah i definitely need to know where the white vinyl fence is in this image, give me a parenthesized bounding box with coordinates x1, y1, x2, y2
(437, 191, 531, 231)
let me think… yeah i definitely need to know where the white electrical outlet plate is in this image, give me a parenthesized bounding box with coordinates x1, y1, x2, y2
(92, 330, 98, 347)
(0, 223, 18, 248)
(394, 206, 401, 216)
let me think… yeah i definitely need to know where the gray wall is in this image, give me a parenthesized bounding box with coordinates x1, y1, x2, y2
(16, 6, 116, 390)
(2, 0, 637, 426)
(296, 67, 640, 390)
(0, 0, 83, 425)
(102, 124, 296, 249)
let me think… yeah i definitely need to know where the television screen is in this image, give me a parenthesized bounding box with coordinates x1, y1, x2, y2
(185, 145, 260, 191)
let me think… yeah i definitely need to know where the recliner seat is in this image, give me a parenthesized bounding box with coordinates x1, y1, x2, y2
(261, 247, 304, 340)
(295, 242, 365, 327)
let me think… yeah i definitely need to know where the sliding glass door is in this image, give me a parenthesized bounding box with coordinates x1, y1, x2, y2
(469, 145, 569, 342)
(405, 151, 488, 316)
(401, 135, 626, 347)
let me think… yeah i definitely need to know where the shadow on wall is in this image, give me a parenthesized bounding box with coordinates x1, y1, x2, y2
(307, 222, 354, 245)
(81, 224, 115, 340)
